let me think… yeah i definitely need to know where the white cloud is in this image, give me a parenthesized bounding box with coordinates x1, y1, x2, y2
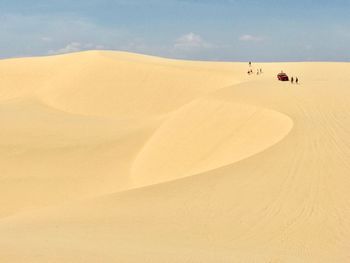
(48, 42, 106, 55)
(174, 32, 211, 50)
(239, 34, 263, 42)
(48, 42, 82, 55)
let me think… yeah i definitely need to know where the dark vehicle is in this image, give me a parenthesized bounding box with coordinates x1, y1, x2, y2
(277, 72, 289, 81)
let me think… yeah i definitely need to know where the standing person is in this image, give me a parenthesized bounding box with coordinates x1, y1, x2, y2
(291, 77, 294, 84)
(260, 68, 262, 73)
(249, 61, 252, 67)
(296, 77, 299, 84)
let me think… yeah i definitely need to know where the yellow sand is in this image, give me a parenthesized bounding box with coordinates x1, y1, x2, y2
(0, 51, 349, 262)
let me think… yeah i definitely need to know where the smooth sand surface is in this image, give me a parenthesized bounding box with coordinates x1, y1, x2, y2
(0, 51, 349, 262)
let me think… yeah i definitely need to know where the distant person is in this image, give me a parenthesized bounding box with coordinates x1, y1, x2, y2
(249, 61, 252, 67)
(260, 68, 262, 73)
(291, 77, 294, 84)
(296, 77, 299, 84)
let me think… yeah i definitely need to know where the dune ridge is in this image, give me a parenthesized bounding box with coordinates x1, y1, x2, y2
(0, 51, 349, 262)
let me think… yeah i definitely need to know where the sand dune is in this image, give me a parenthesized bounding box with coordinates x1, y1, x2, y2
(0, 51, 349, 262)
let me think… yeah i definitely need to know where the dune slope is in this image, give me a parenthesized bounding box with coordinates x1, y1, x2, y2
(0, 52, 349, 262)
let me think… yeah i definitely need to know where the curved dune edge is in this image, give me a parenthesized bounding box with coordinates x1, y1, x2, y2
(131, 97, 294, 188)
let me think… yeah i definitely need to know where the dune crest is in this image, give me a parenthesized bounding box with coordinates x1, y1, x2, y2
(131, 97, 293, 187)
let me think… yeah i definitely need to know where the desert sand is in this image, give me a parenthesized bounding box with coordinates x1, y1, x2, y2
(0, 51, 349, 262)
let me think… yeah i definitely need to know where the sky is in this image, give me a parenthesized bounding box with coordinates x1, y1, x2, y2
(1, 0, 350, 61)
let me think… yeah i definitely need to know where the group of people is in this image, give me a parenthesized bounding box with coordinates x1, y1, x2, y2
(247, 68, 263, 75)
(247, 62, 263, 76)
(247, 69, 260, 75)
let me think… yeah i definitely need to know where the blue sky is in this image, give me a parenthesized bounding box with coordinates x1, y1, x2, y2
(1, 0, 350, 61)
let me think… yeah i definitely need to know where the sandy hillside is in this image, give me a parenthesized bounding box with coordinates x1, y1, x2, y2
(0, 51, 349, 262)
